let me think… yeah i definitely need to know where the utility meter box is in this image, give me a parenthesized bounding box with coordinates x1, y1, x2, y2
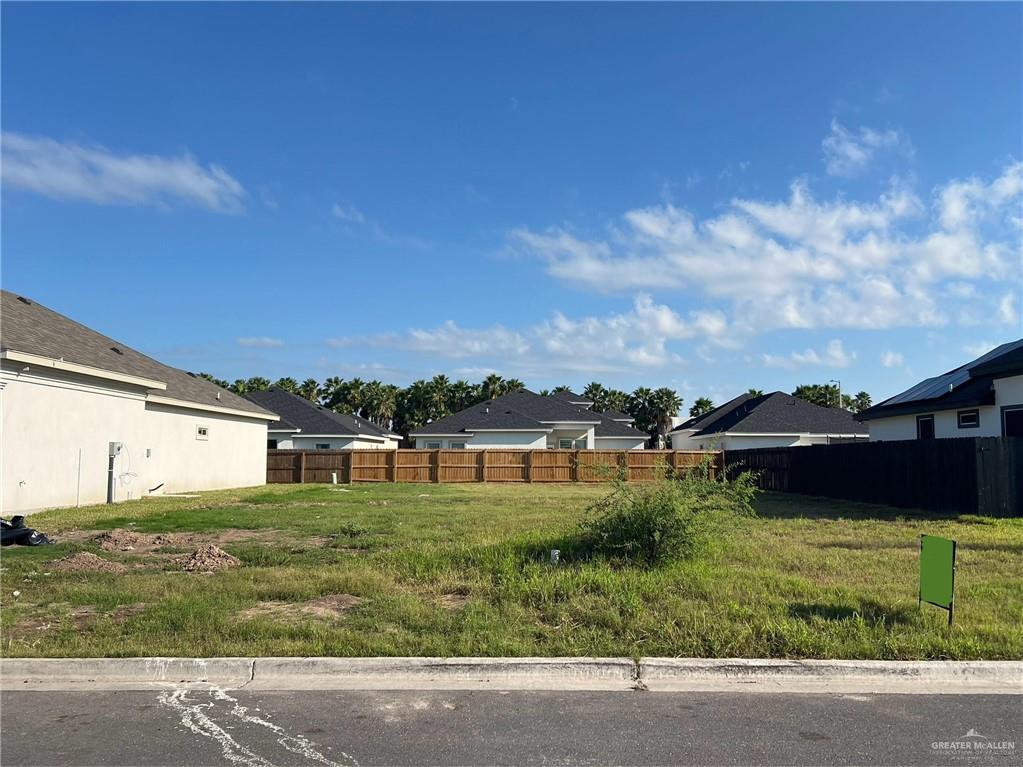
(108, 442, 123, 458)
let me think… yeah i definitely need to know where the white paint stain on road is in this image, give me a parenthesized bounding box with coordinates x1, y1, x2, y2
(158, 687, 356, 767)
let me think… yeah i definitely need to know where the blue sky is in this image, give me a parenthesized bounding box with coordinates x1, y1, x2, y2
(3, 2, 1021, 405)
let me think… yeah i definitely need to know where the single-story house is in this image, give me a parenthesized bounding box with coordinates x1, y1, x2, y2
(243, 387, 401, 450)
(410, 390, 649, 450)
(669, 391, 868, 450)
(0, 290, 277, 513)
(858, 339, 1023, 440)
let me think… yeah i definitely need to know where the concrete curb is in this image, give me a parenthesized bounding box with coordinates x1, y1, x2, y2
(2, 657, 1021, 693)
(638, 658, 1023, 693)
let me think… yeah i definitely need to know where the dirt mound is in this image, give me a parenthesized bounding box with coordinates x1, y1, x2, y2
(237, 594, 363, 622)
(93, 529, 176, 551)
(50, 552, 128, 574)
(175, 545, 241, 573)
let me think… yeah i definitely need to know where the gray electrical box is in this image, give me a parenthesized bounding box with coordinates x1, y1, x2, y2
(108, 441, 123, 458)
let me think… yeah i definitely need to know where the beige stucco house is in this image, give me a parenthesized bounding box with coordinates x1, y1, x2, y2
(0, 290, 277, 513)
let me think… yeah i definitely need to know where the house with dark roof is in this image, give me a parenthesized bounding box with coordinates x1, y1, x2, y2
(410, 390, 649, 450)
(858, 339, 1023, 440)
(0, 290, 277, 512)
(243, 388, 400, 450)
(668, 391, 867, 450)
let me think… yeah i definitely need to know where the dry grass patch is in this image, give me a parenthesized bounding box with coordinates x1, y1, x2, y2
(237, 594, 364, 623)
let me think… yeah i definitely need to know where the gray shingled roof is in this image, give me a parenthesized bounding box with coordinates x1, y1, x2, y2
(686, 392, 866, 436)
(600, 409, 635, 422)
(411, 389, 647, 438)
(1, 290, 273, 418)
(670, 394, 753, 434)
(243, 388, 397, 439)
(552, 390, 593, 405)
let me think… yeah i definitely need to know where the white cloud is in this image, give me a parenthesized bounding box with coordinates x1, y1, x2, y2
(821, 118, 913, 177)
(510, 162, 1022, 336)
(331, 202, 428, 248)
(762, 339, 855, 370)
(880, 350, 905, 368)
(237, 336, 284, 348)
(1, 132, 245, 212)
(997, 292, 1019, 325)
(326, 295, 731, 375)
(962, 341, 998, 358)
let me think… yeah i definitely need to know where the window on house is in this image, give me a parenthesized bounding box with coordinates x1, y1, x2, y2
(916, 415, 935, 440)
(558, 438, 586, 449)
(267, 439, 278, 449)
(196, 425, 209, 441)
(315, 443, 331, 450)
(957, 410, 979, 429)
(449, 441, 466, 449)
(1003, 406, 1023, 438)
(425, 441, 442, 450)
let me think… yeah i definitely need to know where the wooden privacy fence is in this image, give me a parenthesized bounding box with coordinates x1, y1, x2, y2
(725, 437, 1022, 517)
(268, 449, 722, 485)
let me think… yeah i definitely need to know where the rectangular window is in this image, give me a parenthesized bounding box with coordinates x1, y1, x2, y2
(196, 425, 209, 441)
(916, 415, 935, 440)
(1003, 406, 1023, 438)
(267, 439, 278, 449)
(315, 443, 331, 450)
(957, 409, 979, 429)
(449, 441, 466, 449)
(558, 438, 586, 449)
(425, 441, 442, 450)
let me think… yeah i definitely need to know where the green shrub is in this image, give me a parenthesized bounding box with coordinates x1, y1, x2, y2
(580, 462, 758, 565)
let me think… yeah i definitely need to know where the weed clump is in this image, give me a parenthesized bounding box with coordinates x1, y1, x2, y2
(580, 462, 757, 565)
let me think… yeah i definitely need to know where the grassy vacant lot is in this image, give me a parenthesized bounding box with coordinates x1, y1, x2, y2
(2, 483, 1021, 660)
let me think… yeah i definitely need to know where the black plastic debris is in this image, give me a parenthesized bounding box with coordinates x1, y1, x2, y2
(1, 516, 53, 546)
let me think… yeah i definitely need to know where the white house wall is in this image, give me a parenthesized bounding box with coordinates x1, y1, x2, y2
(593, 437, 647, 450)
(1, 365, 268, 513)
(868, 374, 1023, 441)
(414, 432, 548, 449)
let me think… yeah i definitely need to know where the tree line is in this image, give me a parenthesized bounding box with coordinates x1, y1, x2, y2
(199, 372, 872, 441)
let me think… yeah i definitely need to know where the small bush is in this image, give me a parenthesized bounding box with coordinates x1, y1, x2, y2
(580, 462, 757, 565)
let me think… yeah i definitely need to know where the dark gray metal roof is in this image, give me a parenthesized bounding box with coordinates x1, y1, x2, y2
(243, 388, 397, 439)
(686, 392, 867, 436)
(859, 338, 1021, 420)
(0, 290, 273, 418)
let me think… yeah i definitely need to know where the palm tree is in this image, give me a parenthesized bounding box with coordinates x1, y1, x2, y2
(690, 397, 714, 417)
(628, 387, 654, 435)
(552, 385, 573, 394)
(298, 378, 320, 401)
(504, 378, 525, 393)
(362, 381, 398, 426)
(746, 388, 764, 397)
(245, 377, 271, 392)
(429, 375, 451, 420)
(481, 373, 505, 400)
(273, 377, 299, 393)
(320, 376, 345, 408)
(447, 380, 480, 412)
(198, 372, 230, 389)
(603, 388, 630, 414)
(649, 387, 683, 446)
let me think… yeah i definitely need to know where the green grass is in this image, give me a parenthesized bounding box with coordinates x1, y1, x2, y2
(2, 483, 1021, 659)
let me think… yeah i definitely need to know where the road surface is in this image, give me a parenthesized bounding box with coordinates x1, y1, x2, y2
(2, 688, 1020, 766)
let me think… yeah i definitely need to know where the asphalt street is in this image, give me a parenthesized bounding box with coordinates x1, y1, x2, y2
(2, 688, 1021, 767)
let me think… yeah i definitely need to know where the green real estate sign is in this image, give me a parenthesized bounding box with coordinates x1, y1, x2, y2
(920, 534, 957, 625)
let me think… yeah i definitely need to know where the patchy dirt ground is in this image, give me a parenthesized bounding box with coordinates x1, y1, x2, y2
(439, 593, 471, 609)
(10, 602, 147, 640)
(237, 594, 364, 622)
(174, 545, 241, 573)
(49, 552, 128, 574)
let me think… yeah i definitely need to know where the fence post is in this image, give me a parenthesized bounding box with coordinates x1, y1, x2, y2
(480, 449, 488, 483)
(573, 449, 580, 482)
(432, 449, 440, 483)
(298, 451, 306, 484)
(621, 451, 630, 481)
(668, 450, 678, 478)
(526, 450, 534, 483)
(389, 450, 397, 482)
